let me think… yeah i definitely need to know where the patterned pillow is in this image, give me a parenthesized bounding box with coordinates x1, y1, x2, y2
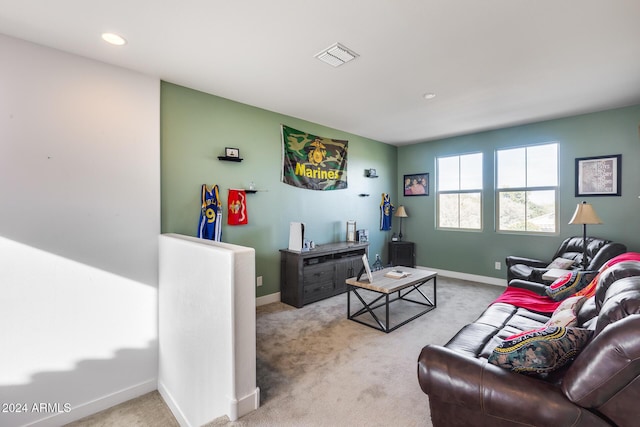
(545, 270, 597, 301)
(488, 326, 593, 376)
(545, 295, 586, 328)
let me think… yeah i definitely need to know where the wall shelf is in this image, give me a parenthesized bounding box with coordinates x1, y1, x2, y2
(218, 156, 243, 162)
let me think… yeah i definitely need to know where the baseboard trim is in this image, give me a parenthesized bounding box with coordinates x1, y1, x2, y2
(228, 387, 260, 421)
(158, 380, 191, 427)
(25, 379, 157, 427)
(253, 270, 505, 307)
(417, 266, 508, 287)
(256, 292, 280, 306)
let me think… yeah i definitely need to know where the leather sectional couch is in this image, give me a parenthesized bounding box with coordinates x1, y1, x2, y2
(417, 253, 640, 426)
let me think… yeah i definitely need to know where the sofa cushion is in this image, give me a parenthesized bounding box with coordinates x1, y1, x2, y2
(445, 303, 549, 359)
(545, 270, 597, 301)
(594, 260, 640, 310)
(595, 276, 640, 335)
(488, 326, 593, 376)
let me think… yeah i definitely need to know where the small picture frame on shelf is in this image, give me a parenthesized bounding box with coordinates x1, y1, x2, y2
(225, 147, 240, 158)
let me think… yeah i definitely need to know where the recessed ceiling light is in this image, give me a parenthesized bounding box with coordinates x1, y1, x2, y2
(423, 92, 436, 100)
(101, 32, 127, 46)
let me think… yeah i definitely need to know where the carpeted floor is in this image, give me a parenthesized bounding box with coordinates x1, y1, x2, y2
(66, 277, 503, 426)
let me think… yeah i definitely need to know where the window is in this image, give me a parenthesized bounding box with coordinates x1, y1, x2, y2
(437, 153, 483, 230)
(496, 143, 558, 233)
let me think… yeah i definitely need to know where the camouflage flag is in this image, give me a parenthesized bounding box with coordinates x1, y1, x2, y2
(281, 125, 348, 190)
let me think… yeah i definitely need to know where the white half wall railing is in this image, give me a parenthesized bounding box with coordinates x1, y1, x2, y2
(158, 234, 259, 426)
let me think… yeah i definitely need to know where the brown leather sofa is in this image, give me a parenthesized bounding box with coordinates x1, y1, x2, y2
(506, 236, 627, 283)
(417, 257, 640, 426)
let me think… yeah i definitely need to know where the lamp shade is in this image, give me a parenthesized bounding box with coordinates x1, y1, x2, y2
(568, 201, 603, 225)
(395, 206, 408, 218)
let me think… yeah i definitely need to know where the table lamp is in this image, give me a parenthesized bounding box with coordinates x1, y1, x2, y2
(395, 206, 408, 241)
(568, 201, 603, 270)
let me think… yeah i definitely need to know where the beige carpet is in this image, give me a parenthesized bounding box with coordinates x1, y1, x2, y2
(67, 277, 503, 427)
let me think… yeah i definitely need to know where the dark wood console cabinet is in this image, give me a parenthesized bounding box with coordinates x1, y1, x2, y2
(389, 241, 415, 268)
(280, 242, 369, 308)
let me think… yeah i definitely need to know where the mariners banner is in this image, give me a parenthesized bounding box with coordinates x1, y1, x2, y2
(281, 125, 348, 190)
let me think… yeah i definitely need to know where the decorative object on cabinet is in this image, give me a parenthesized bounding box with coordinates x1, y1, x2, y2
(389, 241, 415, 268)
(568, 201, 603, 270)
(403, 173, 429, 196)
(346, 220, 356, 242)
(575, 154, 621, 196)
(365, 168, 378, 178)
(394, 206, 408, 241)
(280, 242, 369, 307)
(356, 229, 369, 243)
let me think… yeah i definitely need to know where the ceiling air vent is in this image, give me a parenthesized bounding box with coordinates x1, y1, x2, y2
(315, 43, 359, 67)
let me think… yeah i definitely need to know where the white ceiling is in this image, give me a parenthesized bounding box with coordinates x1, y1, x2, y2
(2, 0, 640, 145)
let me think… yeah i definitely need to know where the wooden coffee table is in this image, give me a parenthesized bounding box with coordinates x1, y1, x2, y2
(346, 267, 437, 333)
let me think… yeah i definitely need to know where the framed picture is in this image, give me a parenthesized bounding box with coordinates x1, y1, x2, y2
(575, 154, 621, 196)
(403, 173, 429, 196)
(225, 147, 240, 158)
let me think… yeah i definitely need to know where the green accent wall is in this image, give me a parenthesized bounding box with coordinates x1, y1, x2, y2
(161, 82, 397, 297)
(397, 104, 640, 278)
(161, 79, 640, 291)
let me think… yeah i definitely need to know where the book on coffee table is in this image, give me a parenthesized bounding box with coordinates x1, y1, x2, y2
(384, 269, 411, 279)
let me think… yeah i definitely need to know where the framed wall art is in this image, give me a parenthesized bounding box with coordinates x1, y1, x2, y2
(575, 154, 621, 196)
(403, 173, 429, 196)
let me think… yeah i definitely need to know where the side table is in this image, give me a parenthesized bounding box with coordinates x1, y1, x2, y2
(389, 241, 415, 267)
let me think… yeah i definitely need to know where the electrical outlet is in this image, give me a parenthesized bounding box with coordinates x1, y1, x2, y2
(257, 276, 263, 287)
(494, 261, 501, 270)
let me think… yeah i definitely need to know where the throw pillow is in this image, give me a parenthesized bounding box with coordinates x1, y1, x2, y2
(488, 326, 593, 376)
(546, 257, 575, 269)
(545, 295, 586, 328)
(546, 270, 597, 301)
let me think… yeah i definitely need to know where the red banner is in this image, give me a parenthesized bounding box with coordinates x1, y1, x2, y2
(228, 189, 248, 225)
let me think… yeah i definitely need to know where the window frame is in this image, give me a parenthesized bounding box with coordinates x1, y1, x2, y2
(436, 152, 483, 231)
(495, 142, 559, 235)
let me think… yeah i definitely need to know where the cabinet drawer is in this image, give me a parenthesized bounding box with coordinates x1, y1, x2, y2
(303, 264, 334, 285)
(303, 281, 334, 303)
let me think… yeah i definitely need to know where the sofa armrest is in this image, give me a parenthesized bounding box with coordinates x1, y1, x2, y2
(505, 255, 547, 268)
(418, 345, 597, 426)
(507, 279, 549, 295)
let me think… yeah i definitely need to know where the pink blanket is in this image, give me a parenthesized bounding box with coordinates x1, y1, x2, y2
(492, 287, 561, 314)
